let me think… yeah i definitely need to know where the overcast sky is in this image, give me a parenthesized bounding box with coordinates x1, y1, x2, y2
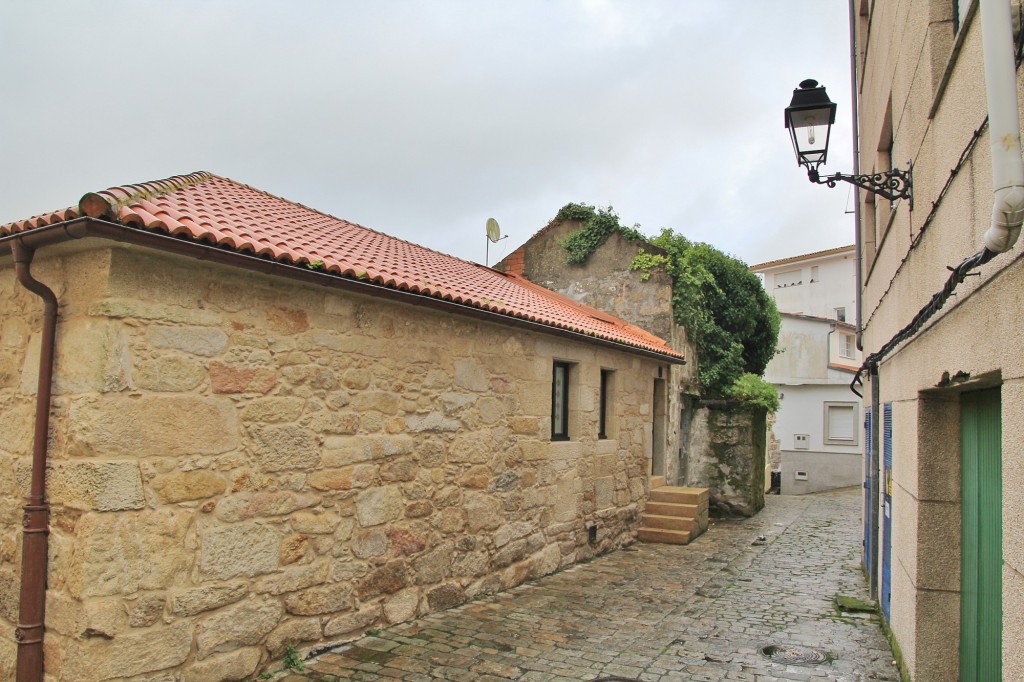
(1, 1, 855, 268)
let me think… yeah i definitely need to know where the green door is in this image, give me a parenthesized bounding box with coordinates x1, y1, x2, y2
(960, 388, 1002, 681)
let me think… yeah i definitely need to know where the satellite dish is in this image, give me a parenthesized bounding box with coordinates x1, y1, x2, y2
(486, 217, 501, 242)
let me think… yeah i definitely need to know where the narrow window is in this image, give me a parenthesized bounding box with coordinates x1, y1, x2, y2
(552, 362, 570, 440)
(599, 369, 613, 439)
(840, 333, 855, 358)
(834, 306, 847, 323)
(824, 402, 859, 445)
(810, 265, 820, 283)
(774, 269, 802, 288)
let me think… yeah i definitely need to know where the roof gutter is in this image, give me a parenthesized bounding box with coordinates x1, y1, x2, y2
(10, 241, 58, 682)
(0, 219, 685, 365)
(981, 0, 1024, 254)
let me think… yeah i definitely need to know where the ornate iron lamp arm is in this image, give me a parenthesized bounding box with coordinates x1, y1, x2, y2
(808, 164, 913, 209)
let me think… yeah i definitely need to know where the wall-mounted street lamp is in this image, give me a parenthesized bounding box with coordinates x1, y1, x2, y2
(785, 79, 913, 209)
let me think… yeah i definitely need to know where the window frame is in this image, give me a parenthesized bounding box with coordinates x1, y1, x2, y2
(774, 268, 803, 288)
(839, 333, 855, 358)
(551, 361, 571, 440)
(824, 401, 859, 446)
(599, 368, 613, 439)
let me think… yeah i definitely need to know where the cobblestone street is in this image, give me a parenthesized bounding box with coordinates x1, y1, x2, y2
(279, 487, 897, 681)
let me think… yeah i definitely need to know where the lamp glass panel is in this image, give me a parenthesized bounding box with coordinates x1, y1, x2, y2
(788, 125, 828, 167)
(787, 106, 832, 167)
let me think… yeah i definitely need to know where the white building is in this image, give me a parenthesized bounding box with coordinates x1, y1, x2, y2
(750, 245, 863, 494)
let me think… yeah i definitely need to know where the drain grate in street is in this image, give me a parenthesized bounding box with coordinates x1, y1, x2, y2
(759, 644, 828, 665)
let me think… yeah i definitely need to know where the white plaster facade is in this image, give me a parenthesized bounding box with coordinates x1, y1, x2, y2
(751, 246, 863, 495)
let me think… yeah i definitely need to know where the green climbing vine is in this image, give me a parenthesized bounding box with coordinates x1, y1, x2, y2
(628, 248, 667, 281)
(556, 204, 644, 264)
(555, 204, 780, 403)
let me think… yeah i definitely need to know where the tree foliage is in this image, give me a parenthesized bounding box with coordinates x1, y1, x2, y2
(644, 228, 780, 395)
(555, 203, 780, 402)
(724, 372, 780, 412)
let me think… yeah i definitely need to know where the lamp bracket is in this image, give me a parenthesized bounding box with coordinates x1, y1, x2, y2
(808, 162, 913, 210)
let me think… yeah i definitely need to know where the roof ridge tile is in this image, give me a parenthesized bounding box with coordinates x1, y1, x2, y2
(79, 171, 213, 219)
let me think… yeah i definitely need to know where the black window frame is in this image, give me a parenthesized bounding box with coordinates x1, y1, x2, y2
(551, 361, 570, 440)
(599, 368, 612, 439)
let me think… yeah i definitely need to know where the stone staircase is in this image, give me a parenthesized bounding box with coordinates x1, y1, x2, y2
(637, 476, 710, 545)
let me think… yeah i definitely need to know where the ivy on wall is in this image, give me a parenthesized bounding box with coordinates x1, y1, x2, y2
(556, 203, 644, 264)
(557, 203, 780, 407)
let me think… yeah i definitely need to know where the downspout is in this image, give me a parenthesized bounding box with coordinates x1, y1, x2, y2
(848, 0, 879, 600)
(826, 321, 837, 365)
(981, 0, 1024, 254)
(849, 0, 865, 351)
(11, 242, 57, 682)
(869, 361, 881, 599)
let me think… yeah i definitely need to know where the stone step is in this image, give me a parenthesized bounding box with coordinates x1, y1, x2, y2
(650, 475, 666, 489)
(650, 486, 709, 507)
(645, 501, 701, 518)
(637, 527, 692, 545)
(641, 513, 701, 533)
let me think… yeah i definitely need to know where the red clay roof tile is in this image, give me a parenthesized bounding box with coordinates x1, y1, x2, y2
(1, 172, 682, 359)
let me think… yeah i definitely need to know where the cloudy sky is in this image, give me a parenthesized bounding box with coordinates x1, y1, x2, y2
(1, 1, 855, 268)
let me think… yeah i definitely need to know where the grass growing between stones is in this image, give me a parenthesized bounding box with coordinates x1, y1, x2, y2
(834, 595, 876, 613)
(283, 645, 306, 672)
(824, 594, 877, 625)
(830, 594, 907, 682)
(880, 614, 912, 682)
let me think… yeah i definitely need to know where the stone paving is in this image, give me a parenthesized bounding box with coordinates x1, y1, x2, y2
(275, 487, 898, 681)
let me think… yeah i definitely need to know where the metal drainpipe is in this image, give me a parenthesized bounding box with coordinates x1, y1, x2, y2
(868, 361, 881, 599)
(849, 0, 865, 351)
(849, 0, 878, 601)
(11, 241, 57, 682)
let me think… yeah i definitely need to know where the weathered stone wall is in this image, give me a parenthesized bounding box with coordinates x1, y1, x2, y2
(684, 402, 766, 517)
(0, 241, 661, 681)
(497, 220, 699, 486)
(499, 220, 681, 345)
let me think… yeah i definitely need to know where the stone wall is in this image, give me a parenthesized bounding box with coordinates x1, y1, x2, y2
(684, 402, 766, 517)
(0, 241, 662, 681)
(497, 220, 699, 486)
(498, 220, 773, 509)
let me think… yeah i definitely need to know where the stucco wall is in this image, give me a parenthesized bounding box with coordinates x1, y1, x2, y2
(857, 0, 1024, 677)
(757, 249, 856, 320)
(0, 241, 663, 681)
(780, 451, 862, 496)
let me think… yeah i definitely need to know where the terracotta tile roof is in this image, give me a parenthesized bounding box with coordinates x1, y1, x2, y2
(1, 172, 681, 360)
(748, 244, 855, 271)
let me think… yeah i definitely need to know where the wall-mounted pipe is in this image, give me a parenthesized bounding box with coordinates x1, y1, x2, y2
(11, 241, 57, 682)
(981, 0, 1024, 253)
(849, 0, 865, 351)
(826, 321, 838, 369)
(868, 361, 880, 599)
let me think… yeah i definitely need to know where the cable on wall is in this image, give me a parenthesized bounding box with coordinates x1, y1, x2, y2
(851, 246, 996, 397)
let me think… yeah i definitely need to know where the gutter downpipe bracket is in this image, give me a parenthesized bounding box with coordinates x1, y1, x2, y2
(11, 241, 57, 682)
